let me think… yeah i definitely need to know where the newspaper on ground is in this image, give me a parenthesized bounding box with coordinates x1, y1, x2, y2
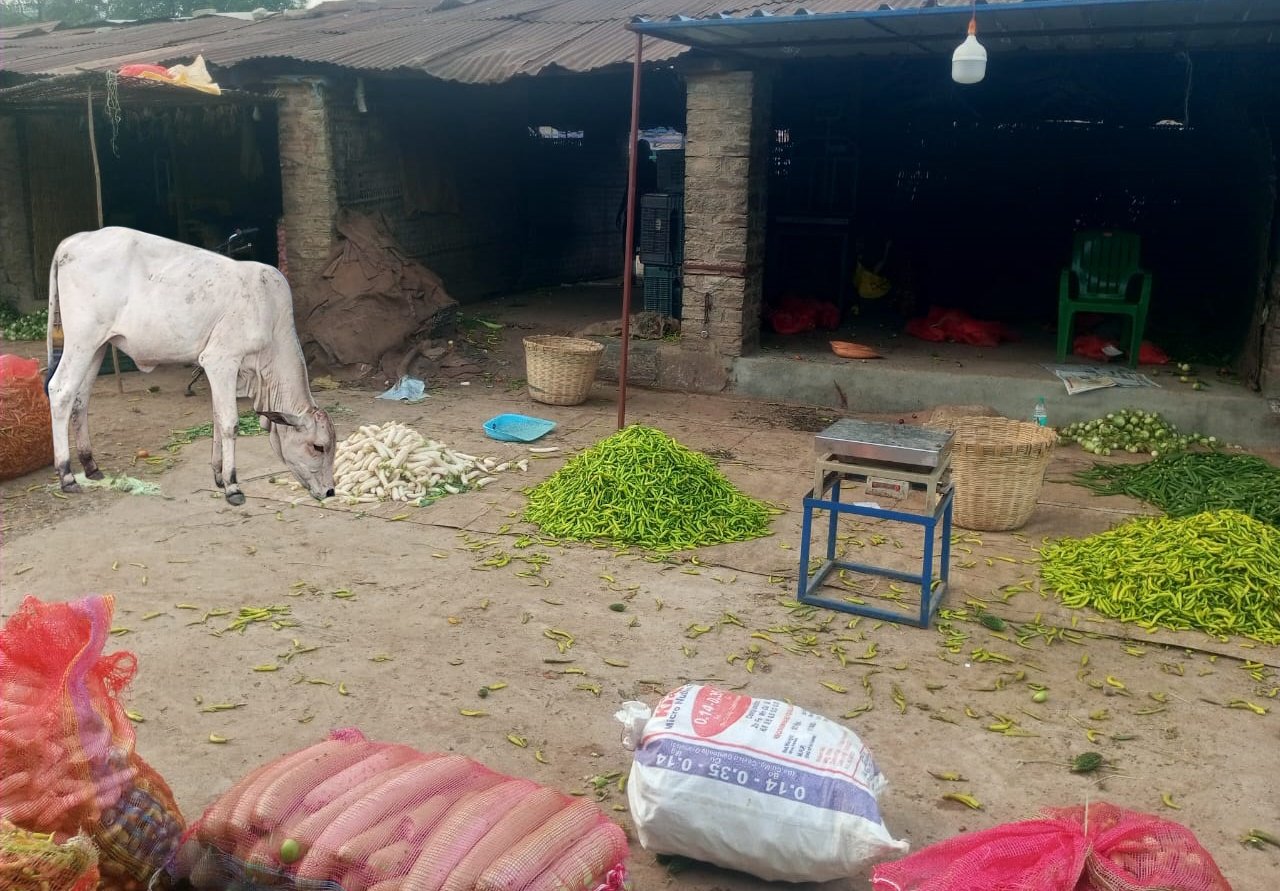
(1042, 364, 1160, 396)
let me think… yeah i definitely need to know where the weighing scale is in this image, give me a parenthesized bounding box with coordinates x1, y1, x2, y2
(799, 418, 954, 627)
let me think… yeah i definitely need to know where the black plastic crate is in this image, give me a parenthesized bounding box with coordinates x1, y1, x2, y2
(639, 193, 683, 266)
(655, 149, 685, 193)
(643, 264, 682, 317)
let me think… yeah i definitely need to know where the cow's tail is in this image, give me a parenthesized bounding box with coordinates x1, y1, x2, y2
(45, 254, 62, 396)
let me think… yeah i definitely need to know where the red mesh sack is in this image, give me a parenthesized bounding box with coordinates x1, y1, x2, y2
(905, 308, 1015, 348)
(0, 595, 185, 890)
(159, 728, 629, 891)
(950, 318, 1003, 347)
(871, 801, 1231, 891)
(0, 354, 54, 482)
(0, 818, 100, 891)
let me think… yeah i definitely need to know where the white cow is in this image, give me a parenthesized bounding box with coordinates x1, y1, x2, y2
(45, 227, 336, 505)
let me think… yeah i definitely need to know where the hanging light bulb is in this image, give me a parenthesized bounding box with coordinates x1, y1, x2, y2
(951, 14, 987, 85)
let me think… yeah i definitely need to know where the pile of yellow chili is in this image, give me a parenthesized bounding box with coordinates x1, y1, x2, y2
(1040, 509, 1280, 644)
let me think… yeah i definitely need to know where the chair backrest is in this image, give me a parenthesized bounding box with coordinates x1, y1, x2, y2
(1072, 230, 1141, 297)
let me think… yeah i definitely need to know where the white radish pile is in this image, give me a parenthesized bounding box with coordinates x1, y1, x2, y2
(332, 422, 527, 504)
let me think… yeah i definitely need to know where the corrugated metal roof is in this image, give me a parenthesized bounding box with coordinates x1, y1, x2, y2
(631, 0, 1280, 58)
(3, 0, 1265, 86)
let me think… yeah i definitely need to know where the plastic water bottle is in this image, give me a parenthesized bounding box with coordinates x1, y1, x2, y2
(1033, 397, 1048, 427)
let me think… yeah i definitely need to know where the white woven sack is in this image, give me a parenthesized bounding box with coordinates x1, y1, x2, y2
(620, 685, 908, 883)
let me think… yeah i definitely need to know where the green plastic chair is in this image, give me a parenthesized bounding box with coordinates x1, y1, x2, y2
(1056, 230, 1153, 368)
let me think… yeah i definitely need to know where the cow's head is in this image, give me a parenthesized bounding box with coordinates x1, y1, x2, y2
(259, 408, 336, 500)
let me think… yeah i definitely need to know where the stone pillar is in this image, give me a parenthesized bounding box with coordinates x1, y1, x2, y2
(681, 67, 772, 359)
(0, 117, 38, 312)
(272, 78, 338, 292)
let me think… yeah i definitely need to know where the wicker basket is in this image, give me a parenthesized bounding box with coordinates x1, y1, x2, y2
(925, 404, 1000, 431)
(524, 335, 605, 406)
(943, 417, 1058, 532)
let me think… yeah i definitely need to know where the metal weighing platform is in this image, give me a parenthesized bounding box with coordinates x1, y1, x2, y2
(799, 419, 955, 627)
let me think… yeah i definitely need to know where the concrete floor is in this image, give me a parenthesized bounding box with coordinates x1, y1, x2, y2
(468, 283, 1280, 449)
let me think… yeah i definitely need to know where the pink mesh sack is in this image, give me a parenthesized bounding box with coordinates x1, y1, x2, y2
(871, 801, 1232, 891)
(159, 728, 629, 891)
(0, 595, 185, 891)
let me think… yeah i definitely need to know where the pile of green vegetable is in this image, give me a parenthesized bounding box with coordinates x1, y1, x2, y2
(1040, 509, 1280, 643)
(1056, 409, 1214, 457)
(523, 424, 776, 551)
(165, 410, 263, 451)
(0, 306, 48, 342)
(1075, 451, 1280, 528)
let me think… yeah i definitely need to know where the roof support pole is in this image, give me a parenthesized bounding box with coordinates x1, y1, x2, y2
(617, 30, 644, 431)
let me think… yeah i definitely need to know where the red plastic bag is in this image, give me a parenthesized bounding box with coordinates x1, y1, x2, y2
(871, 802, 1231, 891)
(766, 308, 815, 335)
(1139, 341, 1170, 365)
(0, 595, 185, 890)
(1073, 334, 1114, 361)
(118, 63, 171, 79)
(904, 317, 946, 342)
(159, 728, 629, 891)
(766, 297, 840, 335)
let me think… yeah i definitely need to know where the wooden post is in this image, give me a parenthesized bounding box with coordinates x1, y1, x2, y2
(86, 85, 124, 394)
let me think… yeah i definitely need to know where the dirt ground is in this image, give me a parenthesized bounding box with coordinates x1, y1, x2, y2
(2, 327, 1280, 891)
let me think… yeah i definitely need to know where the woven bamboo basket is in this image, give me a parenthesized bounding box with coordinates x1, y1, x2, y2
(943, 417, 1058, 532)
(924, 404, 1000, 431)
(523, 335, 604, 406)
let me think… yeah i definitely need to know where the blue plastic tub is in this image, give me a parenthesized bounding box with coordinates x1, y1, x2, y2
(484, 413, 557, 443)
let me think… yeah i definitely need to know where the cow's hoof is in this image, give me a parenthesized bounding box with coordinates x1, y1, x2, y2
(86, 469, 105, 481)
(60, 482, 82, 494)
(226, 491, 246, 506)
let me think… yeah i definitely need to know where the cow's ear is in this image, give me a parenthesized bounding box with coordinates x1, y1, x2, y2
(260, 410, 305, 428)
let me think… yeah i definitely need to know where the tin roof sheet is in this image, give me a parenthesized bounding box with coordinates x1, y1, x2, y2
(2, 0, 1271, 85)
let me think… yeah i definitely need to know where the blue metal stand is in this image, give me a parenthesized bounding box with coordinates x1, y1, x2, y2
(798, 470, 953, 627)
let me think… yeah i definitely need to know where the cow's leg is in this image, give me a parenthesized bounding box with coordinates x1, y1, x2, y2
(204, 362, 245, 506)
(71, 345, 108, 480)
(47, 343, 105, 493)
(211, 422, 225, 489)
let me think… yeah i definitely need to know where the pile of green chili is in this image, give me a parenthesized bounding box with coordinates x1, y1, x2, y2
(523, 424, 776, 551)
(1040, 509, 1280, 643)
(1074, 452, 1280, 528)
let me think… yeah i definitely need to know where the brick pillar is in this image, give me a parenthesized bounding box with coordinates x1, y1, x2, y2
(0, 117, 38, 312)
(272, 78, 338, 292)
(1263, 267, 1280, 393)
(681, 68, 771, 359)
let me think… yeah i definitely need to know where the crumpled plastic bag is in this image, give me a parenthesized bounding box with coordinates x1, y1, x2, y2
(118, 55, 221, 95)
(377, 376, 428, 404)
